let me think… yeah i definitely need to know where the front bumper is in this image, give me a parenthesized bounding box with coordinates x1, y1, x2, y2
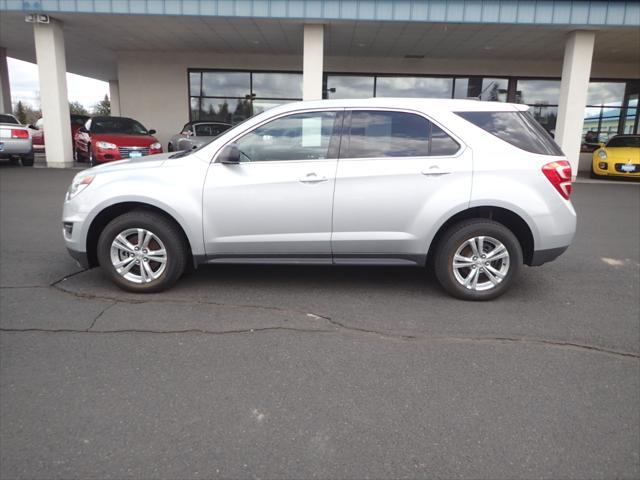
(67, 247, 90, 269)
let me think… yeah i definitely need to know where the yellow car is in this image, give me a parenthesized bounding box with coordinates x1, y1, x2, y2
(591, 134, 640, 179)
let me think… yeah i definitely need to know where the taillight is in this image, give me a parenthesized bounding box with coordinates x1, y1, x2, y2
(11, 129, 29, 139)
(542, 161, 572, 200)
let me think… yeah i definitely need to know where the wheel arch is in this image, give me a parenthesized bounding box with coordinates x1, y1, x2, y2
(427, 206, 535, 266)
(85, 202, 194, 268)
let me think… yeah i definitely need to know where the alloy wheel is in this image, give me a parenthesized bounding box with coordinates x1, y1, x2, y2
(109, 228, 167, 284)
(451, 235, 510, 291)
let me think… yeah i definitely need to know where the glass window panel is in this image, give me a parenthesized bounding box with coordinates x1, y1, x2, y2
(189, 72, 201, 97)
(456, 111, 563, 156)
(582, 106, 622, 144)
(527, 105, 558, 135)
(430, 125, 460, 155)
(235, 111, 338, 162)
(376, 76, 453, 98)
(252, 73, 302, 99)
(516, 79, 560, 106)
(586, 82, 626, 106)
(346, 111, 431, 158)
(326, 75, 374, 99)
(454, 78, 508, 101)
(190, 97, 200, 121)
(202, 71, 250, 97)
(622, 95, 638, 134)
(201, 98, 252, 124)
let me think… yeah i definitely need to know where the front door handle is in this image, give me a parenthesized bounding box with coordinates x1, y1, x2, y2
(421, 166, 451, 177)
(299, 173, 328, 184)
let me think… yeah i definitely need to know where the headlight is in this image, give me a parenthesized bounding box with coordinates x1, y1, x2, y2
(96, 141, 117, 149)
(598, 149, 607, 160)
(150, 142, 162, 150)
(66, 175, 95, 201)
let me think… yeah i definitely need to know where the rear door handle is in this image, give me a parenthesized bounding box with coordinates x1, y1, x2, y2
(299, 172, 328, 184)
(421, 166, 451, 177)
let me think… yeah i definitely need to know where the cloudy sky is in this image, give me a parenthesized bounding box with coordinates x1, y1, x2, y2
(8, 57, 109, 110)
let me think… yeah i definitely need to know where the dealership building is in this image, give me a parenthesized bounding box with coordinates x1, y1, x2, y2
(0, 0, 638, 174)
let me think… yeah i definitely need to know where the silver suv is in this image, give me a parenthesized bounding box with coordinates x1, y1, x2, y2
(63, 99, 576, 300)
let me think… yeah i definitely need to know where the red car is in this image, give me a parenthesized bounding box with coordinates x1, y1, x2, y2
(74, 116, 162, 165)
(30, 114, 90, 151)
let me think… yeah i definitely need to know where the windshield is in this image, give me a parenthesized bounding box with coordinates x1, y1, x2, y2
(0, 114, 19, 125)
(91, 117, 148, 135)
(606, 136, 640, 148)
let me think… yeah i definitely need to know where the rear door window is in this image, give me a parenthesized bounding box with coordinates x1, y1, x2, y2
(343, 110, 460, 158)
(456, 110, 563, 156)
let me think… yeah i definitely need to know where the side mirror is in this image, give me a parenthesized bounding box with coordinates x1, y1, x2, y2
(78, 126, 88, 133)
(27, 124, 36, 130)
(218, 144, 241, 164)
(599, 142, 605, 148)
(148, 129, 157, 135)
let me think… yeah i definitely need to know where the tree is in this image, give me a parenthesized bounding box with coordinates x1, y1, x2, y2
(69, 101, 88, 116)
(14, 101, 27, 124)
(92, 94, 110, 116)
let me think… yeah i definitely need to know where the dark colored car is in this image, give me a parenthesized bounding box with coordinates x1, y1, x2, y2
(74, 116, 162, 165)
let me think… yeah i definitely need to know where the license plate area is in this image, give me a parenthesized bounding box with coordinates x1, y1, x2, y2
(129, 151, 143, 158)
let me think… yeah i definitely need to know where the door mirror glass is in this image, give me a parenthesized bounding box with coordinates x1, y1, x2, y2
(218, 144, 241, 164)
(78, 126, 88, 133)
(148, 129, 157, 135)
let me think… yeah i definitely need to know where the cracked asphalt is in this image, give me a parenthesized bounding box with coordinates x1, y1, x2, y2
(1, 165, 639, 479)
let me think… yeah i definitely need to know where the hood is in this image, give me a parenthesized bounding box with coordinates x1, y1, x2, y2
(85, 151, 176, 175)
(603, 147, 640, 161)
(91, 133, 159, 146)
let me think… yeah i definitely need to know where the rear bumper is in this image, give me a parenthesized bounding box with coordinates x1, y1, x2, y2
(0, 138, 33, 157)
(529, 246, 569, 266)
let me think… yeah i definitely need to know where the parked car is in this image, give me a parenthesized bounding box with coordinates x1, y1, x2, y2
(30, 114, 90, 152)
(591, 134, 640, 179)
(168, 121, 231, 152)
(73, 116, 162, 165)
(0, 113, 34, 166)
(63, 98, 576, 300)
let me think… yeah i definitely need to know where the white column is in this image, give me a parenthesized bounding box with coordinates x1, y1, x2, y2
(555, 30, 595, 177)
(0, 47, 11, 113)
(34, 19, 73, 168)
(109, 80, 120, 116)
(303, 24, 324, 101)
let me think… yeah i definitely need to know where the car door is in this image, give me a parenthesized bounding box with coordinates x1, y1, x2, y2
(202, 109, 343, 260)
(331, 109, 471, 263)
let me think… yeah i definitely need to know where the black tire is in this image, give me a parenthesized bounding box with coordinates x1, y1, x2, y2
(167, 143, 173, 152)
(590, 164, 601, 179)
(88, 144, 95, 166)
(433, 219, 523, 301)
(97, 210, 188, 293)
(21, 155, 34, 167)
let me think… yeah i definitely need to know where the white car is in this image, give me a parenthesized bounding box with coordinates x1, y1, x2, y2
(0, 113, 34, 166)
(63, 98, 576, 300)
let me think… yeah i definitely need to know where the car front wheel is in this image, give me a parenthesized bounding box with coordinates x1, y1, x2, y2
(97, 210, 188, 293)
(434, 219, 523, 301)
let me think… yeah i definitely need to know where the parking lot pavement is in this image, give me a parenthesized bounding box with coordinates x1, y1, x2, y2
(1, 164, 639, 479)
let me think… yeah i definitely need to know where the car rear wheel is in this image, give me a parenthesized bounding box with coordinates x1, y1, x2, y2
(434, 219, 522, 301)
(97, 210, 188, 293)
(21, 154, 34, 167)
(167, 143, 173, 152)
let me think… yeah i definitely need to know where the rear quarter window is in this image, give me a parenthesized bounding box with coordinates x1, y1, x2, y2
(455, 110, 563, 156)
